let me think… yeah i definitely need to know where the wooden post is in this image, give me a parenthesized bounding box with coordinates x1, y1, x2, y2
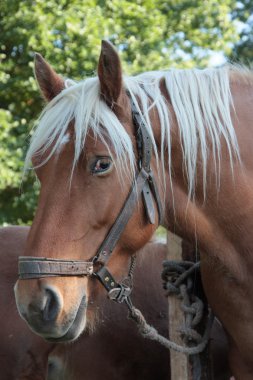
(167, 231, 191, 380)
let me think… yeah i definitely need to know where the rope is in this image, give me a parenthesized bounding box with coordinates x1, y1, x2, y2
(128, 304, 214, 355)
(121, 254, 137, 289)
(128, 254, 137, 279)
(162, 260, 213, 349)
(127, 259, 214, 356)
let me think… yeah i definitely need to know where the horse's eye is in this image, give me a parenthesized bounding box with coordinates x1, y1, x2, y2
(91, 157, 112, 176)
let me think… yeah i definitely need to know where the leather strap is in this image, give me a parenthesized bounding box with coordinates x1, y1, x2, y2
(129, 95, 163, 225)
(94, 167, 149, 265)
(19, 257, 93, 279)
(130, 95, 152, 173)
(142, 181, 156, 224)
(148, 171, 163, 225)
(95, 262, 133, 304)
(94, 266, 118, 292)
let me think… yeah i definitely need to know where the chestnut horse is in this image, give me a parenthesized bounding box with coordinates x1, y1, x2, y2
(0, 226, 54, 380)
(14, 41, 253, 379)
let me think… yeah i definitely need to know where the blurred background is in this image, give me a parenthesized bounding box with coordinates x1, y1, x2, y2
(0, 0, 252, 225)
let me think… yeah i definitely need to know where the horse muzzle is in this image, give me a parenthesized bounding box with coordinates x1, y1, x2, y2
(14, 278, 88, 342)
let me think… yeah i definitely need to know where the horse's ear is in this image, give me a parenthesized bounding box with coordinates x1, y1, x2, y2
(98, 40, 123, 107)
(34, 53, 64, 102)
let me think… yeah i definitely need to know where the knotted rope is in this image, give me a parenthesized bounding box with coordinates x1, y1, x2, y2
(128, 260, 214, 355)
(129, 306, 213, 355)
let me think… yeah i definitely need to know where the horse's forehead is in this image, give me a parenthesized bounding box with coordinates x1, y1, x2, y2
(84, 132, 113, 152)
(56, 132, 70, 153)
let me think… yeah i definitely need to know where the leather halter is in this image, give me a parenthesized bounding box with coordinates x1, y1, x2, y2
(18, 95, 163, 304)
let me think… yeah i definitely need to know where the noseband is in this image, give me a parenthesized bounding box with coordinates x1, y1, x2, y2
(18, 94, 163, 306)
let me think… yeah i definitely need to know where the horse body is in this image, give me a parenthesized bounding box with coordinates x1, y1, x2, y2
(0, 226, 54, 380)
(165, 77, 253, 377)
(14, 42, 253, 378)
(171, 76, 253, 378)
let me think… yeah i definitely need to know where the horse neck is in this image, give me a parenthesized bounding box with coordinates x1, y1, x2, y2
(150, 81, 190, 235)
(152, 81, 221, 248)
(158, 72, 253, 260)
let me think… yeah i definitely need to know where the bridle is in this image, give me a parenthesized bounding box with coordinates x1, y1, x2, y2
(18, 94, 163, 309)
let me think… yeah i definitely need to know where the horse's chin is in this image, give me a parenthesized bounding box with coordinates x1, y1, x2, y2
(45, 296, 87, 343)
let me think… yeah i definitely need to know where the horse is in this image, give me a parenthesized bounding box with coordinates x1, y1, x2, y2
(0, 226, 54, 379)
(14, 40, 253, 379)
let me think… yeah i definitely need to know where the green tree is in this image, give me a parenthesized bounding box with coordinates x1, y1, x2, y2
(0, 0, 240, 225)
(230, 0, 253, 63)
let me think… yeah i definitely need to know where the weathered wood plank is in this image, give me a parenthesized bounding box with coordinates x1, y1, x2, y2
(167, 231, 191, 380)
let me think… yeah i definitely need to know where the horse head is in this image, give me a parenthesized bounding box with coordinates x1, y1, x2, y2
(14, 41, 161, 342)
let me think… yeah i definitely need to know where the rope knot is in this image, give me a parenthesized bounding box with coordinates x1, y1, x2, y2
(162, 260, 213, 350)
(126, 259, 213, 357)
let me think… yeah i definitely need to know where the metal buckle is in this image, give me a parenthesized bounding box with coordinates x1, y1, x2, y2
(108, 283, 132, 303)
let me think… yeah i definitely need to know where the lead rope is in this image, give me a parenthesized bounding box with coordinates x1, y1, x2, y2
(125, 260, 214, 356)
(128, 305, 213, 355)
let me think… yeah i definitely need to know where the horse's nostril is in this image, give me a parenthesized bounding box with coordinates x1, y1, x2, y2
(25, 285, 63, 327)
(42, 287, 61, 322)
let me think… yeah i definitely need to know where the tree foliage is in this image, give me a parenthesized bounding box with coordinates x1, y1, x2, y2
(230, 0, 253, 64)
(0, 0, 244, 224)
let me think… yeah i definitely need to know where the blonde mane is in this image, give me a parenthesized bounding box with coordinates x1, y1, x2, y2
(26, 66, 241, 197)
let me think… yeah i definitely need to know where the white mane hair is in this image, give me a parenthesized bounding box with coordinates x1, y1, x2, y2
(25, 66, 240, 197)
